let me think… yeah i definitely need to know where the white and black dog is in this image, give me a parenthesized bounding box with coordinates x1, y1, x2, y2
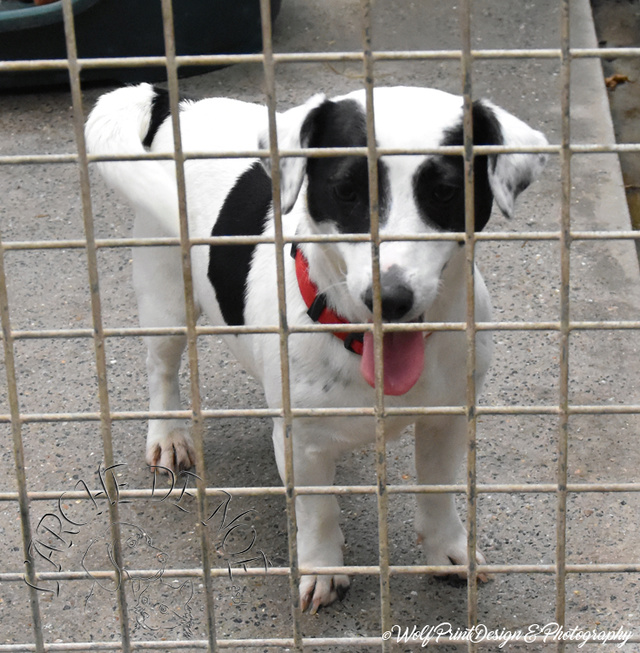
(86, 83, 546, 613)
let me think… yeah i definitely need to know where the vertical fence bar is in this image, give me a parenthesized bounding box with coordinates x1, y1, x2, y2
(60, 0, 132, 649)
(158, 1, 218, 649)
(360, 0, 392, 646)
(556, 1, 571, 650)
(258, 0, 304, 648)
(0, 242, 45, 652)
(460, 0, 480, 647)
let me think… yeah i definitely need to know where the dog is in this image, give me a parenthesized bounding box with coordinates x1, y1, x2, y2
(85, 83, 547, 613)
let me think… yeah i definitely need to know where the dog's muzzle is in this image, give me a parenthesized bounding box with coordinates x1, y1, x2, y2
(359, 266, 427, 396)
(294, 246, 429, 396)
(361, 265, 414, 322)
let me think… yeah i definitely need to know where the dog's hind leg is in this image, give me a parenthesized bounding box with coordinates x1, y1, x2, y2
(414, 415, 488, 581)
(271, 419, 350, 613)
(133, 242, 198, 474)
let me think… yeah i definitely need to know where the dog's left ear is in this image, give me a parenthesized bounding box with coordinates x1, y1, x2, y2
(480, 100, 548, 219)
(259, 93, 326, 214)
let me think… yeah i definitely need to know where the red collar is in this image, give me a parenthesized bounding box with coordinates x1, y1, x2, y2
(292, 244, 364, 355)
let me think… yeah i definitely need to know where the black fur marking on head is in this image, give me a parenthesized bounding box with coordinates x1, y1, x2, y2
(303, 99, 389, 234)
(143, 87, 172, 149)
(208, 162, 272, 326)
(413, 100, 503, 232)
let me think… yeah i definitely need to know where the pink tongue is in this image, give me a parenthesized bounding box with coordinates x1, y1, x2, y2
(360, 330, 425, 396)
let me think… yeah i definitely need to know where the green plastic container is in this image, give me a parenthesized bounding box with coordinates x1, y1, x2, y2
(0, 0, 282, 88)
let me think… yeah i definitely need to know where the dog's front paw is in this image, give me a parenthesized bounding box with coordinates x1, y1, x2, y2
(299, 573, 350, 614)
(146, 428, 196, 474)
(419, 530, 489, 583)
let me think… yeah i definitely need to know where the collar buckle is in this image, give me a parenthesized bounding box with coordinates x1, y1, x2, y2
(343, 331, 364, 355)
(307, 293, 327, 322)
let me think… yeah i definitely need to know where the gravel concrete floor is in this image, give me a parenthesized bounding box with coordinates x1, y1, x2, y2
(1, 0, 639, 651)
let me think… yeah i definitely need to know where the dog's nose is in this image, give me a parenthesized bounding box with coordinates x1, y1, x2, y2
(362, 265, 414, 321)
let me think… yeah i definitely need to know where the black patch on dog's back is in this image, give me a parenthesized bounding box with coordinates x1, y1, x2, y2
(414, 100, 502, 232)
(303, 99, 389, 234)
(143, 87, 171, 149)
(208, 162, 272, 326)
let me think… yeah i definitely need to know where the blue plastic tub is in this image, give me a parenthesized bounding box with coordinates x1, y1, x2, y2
(0, 0, 282, 89)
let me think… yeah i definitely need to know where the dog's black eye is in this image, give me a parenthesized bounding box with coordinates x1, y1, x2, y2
(333, 180, 358, 203)
(432, 183, 458, 204)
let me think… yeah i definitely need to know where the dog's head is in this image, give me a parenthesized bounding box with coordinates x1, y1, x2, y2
(262, 88, 546, 394)
(263, 87, 547, 326)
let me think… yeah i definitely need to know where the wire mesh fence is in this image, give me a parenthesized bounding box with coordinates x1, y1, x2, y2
(0, 0, 639, 651)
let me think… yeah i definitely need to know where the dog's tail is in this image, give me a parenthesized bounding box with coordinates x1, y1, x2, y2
(85, 83, 180, 237)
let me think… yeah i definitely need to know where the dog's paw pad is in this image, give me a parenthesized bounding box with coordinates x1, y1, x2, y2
(431, 548, 490, 583)
(420, 526, 490, 582)
(299, 574, 350, 614)
(146, 431, 196, 474)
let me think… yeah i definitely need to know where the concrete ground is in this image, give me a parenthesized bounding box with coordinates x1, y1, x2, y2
(1, 0, 639, 651)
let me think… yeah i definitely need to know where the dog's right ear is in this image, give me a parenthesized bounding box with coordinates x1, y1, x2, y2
(259, 93, 326, 214)
(479, 100, 548, 220)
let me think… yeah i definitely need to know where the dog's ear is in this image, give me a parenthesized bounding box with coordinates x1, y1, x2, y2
(259, 93, 327, 214)
(479, 100, 548, 219)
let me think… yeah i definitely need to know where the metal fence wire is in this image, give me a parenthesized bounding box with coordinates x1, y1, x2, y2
(0, 0, 639, 651)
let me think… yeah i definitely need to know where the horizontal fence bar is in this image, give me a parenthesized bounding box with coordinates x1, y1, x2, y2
(2, 632, 636, 652)
(2, 46, 640, 74)
(2, 230, 640, 255)
(2, 231, 640, 261)
(4, 320, 640, 341)
(1, 481, 638, 503)
(1, 403, 639, 425)
(4, 142, 640, 167)
(2, 562, 639, 587)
